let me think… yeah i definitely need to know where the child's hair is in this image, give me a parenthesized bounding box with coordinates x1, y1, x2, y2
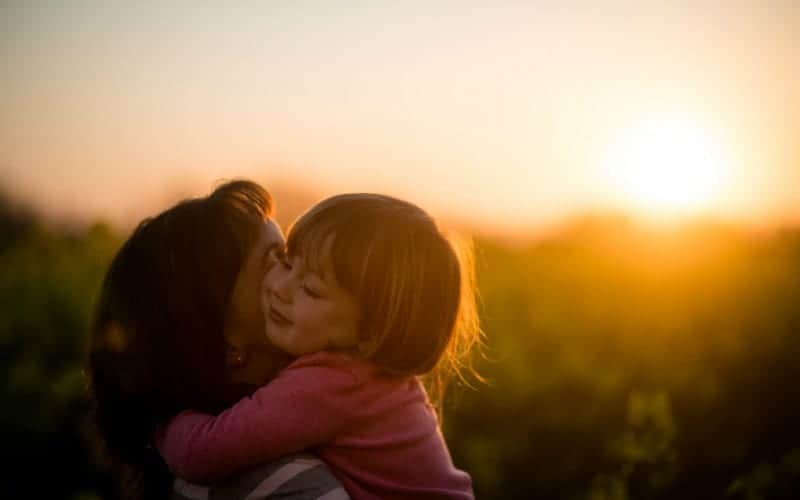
(287, 193, 482, 407)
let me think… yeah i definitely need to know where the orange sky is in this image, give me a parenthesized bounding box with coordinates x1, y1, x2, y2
(1, 2, 798, 234)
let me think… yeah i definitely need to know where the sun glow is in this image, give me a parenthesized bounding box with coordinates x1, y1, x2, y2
(606, 115, 730, 217)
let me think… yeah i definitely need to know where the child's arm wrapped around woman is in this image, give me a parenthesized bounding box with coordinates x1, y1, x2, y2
(156, 352, 367, 483)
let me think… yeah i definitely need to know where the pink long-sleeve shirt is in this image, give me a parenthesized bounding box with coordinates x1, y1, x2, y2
(156, 351, 474, 500)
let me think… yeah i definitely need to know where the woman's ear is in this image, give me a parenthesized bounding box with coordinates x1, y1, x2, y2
(224, 343, 247, 368)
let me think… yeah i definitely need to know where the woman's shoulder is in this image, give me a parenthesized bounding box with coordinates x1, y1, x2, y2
(172, 452, 350, 500)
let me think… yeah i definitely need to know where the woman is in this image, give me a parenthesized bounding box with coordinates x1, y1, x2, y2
(87, 180, 347, 499)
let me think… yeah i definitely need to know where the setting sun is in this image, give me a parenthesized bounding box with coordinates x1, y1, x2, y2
(606, 115, 730, 216)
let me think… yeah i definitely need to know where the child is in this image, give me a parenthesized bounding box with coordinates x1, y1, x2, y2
(157, 194, 481, 499)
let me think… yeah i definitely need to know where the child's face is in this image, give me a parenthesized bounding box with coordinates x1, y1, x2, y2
(261, 247, 360, 356)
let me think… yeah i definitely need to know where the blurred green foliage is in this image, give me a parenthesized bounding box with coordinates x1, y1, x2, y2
(0, 193, 120, 498)
(2, 192, 799, 498)
(446, 217, 800, 499)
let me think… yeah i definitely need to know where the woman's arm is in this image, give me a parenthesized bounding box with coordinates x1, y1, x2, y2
(157, 352, 365, 482)
(171, 453, 350, 500)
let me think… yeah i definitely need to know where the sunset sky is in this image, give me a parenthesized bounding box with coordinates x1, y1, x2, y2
(2, 2, 798, 234)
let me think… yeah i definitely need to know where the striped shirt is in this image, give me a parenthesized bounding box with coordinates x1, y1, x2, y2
(172, 453, 349, 500)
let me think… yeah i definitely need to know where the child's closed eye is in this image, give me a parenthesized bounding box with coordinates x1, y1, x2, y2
(302, 283, 321, 298)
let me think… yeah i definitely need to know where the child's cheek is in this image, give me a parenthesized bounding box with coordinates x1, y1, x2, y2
(296, 304, 320, 345)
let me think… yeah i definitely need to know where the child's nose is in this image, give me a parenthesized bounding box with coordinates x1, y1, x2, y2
(267, 266, 293, 303)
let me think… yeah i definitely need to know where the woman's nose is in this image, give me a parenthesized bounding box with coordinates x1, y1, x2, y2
(266, 264, 293, 303)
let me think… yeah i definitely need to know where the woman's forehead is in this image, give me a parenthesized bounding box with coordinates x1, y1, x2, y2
(262, 218, 285, 248)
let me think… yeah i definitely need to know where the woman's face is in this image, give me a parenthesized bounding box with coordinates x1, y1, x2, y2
(225, 218, 290, 387)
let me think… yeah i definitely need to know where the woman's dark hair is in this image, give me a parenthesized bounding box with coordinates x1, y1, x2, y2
(87, 180, 272, 499)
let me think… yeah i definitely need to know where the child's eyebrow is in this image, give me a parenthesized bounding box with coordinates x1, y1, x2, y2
(295, 254, 330, 283)
(309, 262, 337, 286)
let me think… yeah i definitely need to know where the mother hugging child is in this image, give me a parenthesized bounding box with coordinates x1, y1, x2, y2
(89, 180, 481, 499)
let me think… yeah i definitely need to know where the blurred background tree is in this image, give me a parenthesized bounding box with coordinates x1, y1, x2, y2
(0, 189, 120, 498)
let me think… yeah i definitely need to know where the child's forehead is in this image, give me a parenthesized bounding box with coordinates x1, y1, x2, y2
(288, 218, 333, 250)
(288, 234, 337, 278)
